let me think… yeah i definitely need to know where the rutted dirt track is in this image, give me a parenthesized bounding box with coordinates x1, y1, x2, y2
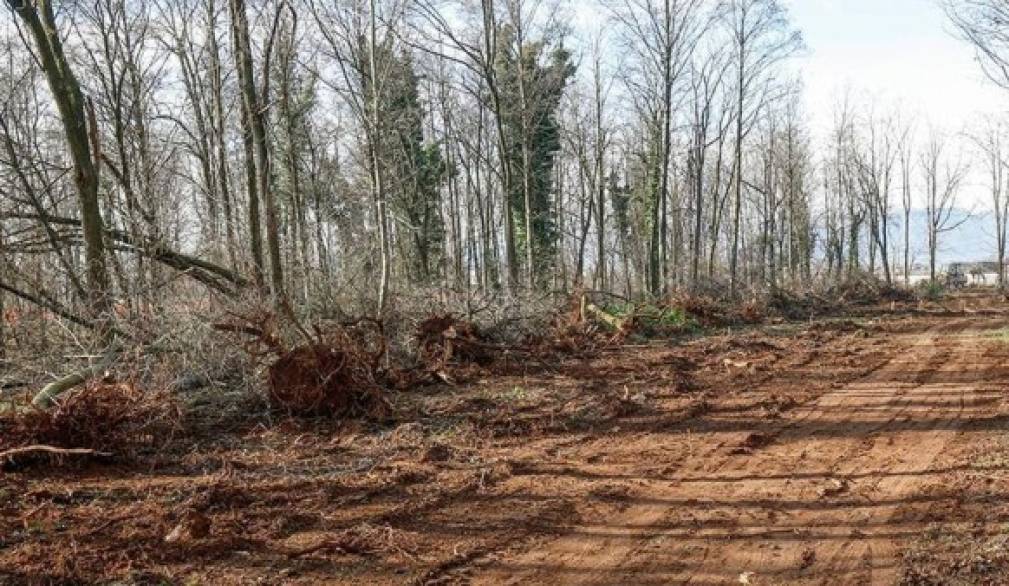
(475, 314, 1009, 585)
(5, 296, 1009, 585)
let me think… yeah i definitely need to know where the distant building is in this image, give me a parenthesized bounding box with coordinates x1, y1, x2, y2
(947, 262, 1005, 286)
(901, 261, 1007, 286)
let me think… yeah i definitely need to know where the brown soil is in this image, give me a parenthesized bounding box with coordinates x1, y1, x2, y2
(4, 292, 1009, 585)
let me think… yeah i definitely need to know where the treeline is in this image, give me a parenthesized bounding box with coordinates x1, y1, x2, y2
(0, 0, 1003, 341)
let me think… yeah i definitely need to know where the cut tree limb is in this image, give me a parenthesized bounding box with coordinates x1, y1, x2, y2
(0, 278, 130, 339)
(0, 279, 95, 330)
(585, 303, 627, 331)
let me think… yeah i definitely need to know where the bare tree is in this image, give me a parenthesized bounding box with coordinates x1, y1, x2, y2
(896, 114, 916, 285)
(7, 0, 113, 322)
(230, 0, 286, 300)
(686, 42, 729, 286)
(920, 130, 970, 284)
(852, 105, 898, 285)
(946, 0, 1009, 89)
(969, 115, 1009, 287)
(722, 0, 802, 296)
(561, 34, 613, 289)
(610, 0, 708, 296)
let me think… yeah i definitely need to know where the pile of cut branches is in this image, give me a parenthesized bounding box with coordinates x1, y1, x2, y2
(669, 293, 743, 327)
(0, 382, 180, 469)
(523, 296, 619, 355)
(766, 289, 831, 320)
(825, 273, 914, 306)
(415, 315, 496, 370)
(407, 300, 616, 384)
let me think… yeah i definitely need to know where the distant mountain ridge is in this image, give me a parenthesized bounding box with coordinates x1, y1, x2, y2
(862, 208, 997, 267)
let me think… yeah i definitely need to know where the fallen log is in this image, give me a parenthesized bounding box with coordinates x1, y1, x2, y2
(0, 279, 99, 331)
(7, 212, 248, 294)
(584, 303, 627, 331)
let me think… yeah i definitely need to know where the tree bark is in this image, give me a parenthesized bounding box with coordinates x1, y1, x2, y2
(229, 0, 267, 291)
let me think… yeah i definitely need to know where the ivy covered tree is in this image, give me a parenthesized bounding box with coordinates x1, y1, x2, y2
(495, 25, 576, 287)
(359, 43, 449, 283)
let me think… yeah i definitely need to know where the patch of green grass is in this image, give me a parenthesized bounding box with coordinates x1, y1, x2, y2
(601, 302, 636, 318)
(916, 280, 946, 301)
(602, 303, 700, 334)
(982, 328, 1009, 343)
(505, 385, 533, 401)
(638, 305, 695, 329)
(25, 521, 46, 536)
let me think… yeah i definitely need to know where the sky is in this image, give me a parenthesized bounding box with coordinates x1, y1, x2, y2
(566, 0, 1009, 258)
(788, 0, 1007, 257)
(569, 0, 1008, 157)
(787, 0, 1007, 139)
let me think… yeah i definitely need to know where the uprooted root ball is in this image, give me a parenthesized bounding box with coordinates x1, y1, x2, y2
(267, 343, 388, 417)
(415, 315, 494, 369)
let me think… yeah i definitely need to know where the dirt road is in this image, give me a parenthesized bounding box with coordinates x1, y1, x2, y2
(6, 302, 1009, 585)
(475, 315, 1009, 585)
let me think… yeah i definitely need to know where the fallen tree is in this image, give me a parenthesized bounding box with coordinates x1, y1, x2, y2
(0, 279, 99, 331)
(8, 212, 248, 295)
(1, 0, 250, 413)
(214, 312, 391, 418)
(0, 445, 113, 461)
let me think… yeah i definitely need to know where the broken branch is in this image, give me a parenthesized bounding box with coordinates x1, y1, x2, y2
(0, 445, 113, 460)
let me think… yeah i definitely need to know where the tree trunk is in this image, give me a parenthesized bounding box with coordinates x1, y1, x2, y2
(368, 0, 391, 313)
(231, 0, 284, 299)
(11, 1, 113, 327)
(730, 54, 744, 297)
(229, 0, 266, 290)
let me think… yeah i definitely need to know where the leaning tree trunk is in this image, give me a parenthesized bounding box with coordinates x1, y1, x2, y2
(10, 0, 120, 407)
(10, 0, 112, 323)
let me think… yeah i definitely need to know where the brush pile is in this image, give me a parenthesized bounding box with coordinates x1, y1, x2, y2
(826, 273, 915, 305)
(669, 293, 730, 326)
(668, 293, 771, 327)
(0, 382, 180, 468)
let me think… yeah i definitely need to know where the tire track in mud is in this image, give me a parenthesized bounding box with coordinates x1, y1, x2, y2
(804, 321, 997, 585)
(715, 320, 970, 585)
(657, 321, 962, 586)
(473, 317, 1003, 585)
